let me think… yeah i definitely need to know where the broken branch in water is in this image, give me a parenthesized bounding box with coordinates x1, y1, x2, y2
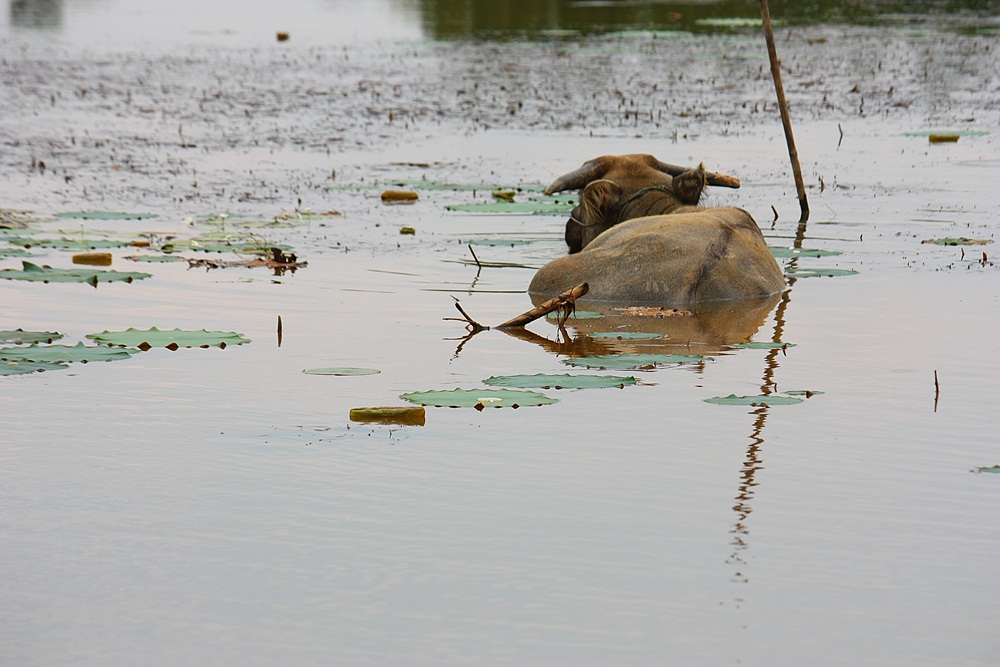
(445, 282, 590, 332)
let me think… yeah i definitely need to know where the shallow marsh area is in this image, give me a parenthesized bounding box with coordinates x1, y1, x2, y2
(2, 1, 999, 665)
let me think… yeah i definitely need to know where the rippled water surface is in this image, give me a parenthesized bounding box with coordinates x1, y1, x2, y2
(2, 1, 999, 665)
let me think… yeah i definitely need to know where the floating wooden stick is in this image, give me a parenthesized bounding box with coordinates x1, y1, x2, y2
(447, 283, 590, 332)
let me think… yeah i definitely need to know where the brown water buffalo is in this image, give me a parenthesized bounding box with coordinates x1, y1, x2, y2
(528, 154, 786, 306)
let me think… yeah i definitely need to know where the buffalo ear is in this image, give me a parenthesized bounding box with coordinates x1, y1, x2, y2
(672, 162, 707, 205)
(579, 179, 623, 223)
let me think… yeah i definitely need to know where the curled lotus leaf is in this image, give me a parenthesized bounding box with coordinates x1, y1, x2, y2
(0, 342, 137, 363)
(0, 261, 151, 285)
(0, 329, 64, 345)
(704, 394, 804, 406)
(1, 360, 70, 376)
(400, 388, 558, 409)
(484, 373, 637, 389)
(86, 327, 250, 350)
(563, 353, 708, 370)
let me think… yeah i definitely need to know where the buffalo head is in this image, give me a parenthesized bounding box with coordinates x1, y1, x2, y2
(546, 154, 739, 253)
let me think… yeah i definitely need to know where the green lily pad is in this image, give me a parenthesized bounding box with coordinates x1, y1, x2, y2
(0, 261, 151, 285)
(86, 327, 250, 350)
(769, 246, 843, 258)
(785, 389, 825, 397)
(385, 180, 542, 192)
(563, 353, 708, 369)
(55, 211, 159, 220)
(727, 341, 797, 349)
(124, 254, 188, 263)
(0, 246, 36, 257)
(588, 332, 667, 340)
(704, 394, 804, 406)
(972, 465, 1000, 474)
(159, 235, 291, 255)
(920, 237, 992, 246)
(400, 388, 558, 408)
(784, 267, 859, 278)
(0, 329, 64, 345)
(466, 238, 535, 246)
(695, 17, 768, 28)
(902, 130, 989, 137)
(302, 367, 381, 376)
(0, 342, 138, 363)
(6, 237, 134, 250)
(546, 310, 603, 320)
(445, 200, 573, 215)
(1, 360, 71, 376)
(484, 373, 638, 389)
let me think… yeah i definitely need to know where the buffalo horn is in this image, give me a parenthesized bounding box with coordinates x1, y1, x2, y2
(655, 160, 741, 189)
(544, 159, 606, 195)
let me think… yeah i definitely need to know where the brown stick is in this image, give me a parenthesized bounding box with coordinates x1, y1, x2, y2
(657, 162, 741, 189)
(495, 283, 589, 329)
(759, 0, 809, 221)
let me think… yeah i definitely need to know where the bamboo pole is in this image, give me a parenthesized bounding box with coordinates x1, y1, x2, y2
(759, 0, 809, 221)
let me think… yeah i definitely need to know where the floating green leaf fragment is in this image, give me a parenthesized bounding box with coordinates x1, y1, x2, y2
(8, 237, 134, 250)
(0, 246, 35, 257)
(466, 238, 535, 246)
(0, 261, 151, 285)
(445, 201, 573, 215)
(55, 211, 159, 220)
(728, 341, 797, 349)
(124, 254, 187, 263)
(920, 237, 992, 246)
(0, 342, 137, 363)
(349, 406, 425, 425)
(86, 327, 250, 350)
(785, 267, 858, 278)
(484, 373, 637, 389)
(785, 389, 825, 397)
(546, 310, 603, 320)
(769, 246, 843, 258)
(972, 465, 1000, 474)
(400, 388, 557, 408)
(588, 331, 667, 340)
(563, 353, 708, 369)
(704, 394, 804, 406)
(1, 360, 70, 376)
(0, 329, 64, 345)
(303, 367, 381, 376)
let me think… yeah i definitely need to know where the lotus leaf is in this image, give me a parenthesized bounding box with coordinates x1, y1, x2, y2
(303, 367, 381, 376)
(769, 246, 843, 258)
(0, 342, 137, 363)
(0, 329, 64, 345)
(7, 237, 134, 250)
(784, 267, 859, 278)
(400, 388, 558, 408)
(972, 465, 1000, 474)
(483, 373, 637, 389)
(445, 201, 573, 215)
(704, 394, 804, 406)
(349, 406, 426, 425)
(0, 247, 35, 257)
(0, 261, 151, 285)
(86, 327, 250, 350)
(466, 238, 535, 246)
(1, 360, 70, 376)
(563, 353, 708, 370)
(785, 389, 825, 397)
(55, 211, 159, 220)
(124, 255, 187, 263)
(920, 237, 992, 246)
(545, 310, 603, 320)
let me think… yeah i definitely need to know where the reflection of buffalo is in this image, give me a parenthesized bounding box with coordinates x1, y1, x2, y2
(529, 154, 785, 306)
(517, 292, 781, 358)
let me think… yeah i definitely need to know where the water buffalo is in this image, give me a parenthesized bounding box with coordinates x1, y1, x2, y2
(528, 154, 786, 306)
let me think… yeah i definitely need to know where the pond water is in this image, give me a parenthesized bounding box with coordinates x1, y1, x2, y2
(2, 1, 999, 665)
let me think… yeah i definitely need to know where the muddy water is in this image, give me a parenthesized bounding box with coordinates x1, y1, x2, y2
(2, 1, 999, 665)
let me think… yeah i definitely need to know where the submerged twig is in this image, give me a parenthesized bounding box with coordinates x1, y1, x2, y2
(495, 283, 589, 329)
(467, 244, 482, 269)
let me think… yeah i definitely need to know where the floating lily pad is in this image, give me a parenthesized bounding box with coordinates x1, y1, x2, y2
(920, 237, 992, 246)
(445, 200, 573, 215)
(563, 353, 708, 369)
(546, 310, 603, 320)
(704, 394, 804, 406)
(785, 389, 825, 397)
(484, 373, 637, 389)
(902, 130, 989, 137)
(972, 465, 1000, 474)
(87, 327, 250, 350)
(466, 238, 535, 246)
(695, 17, 768, 28)
(0, 246, 35, 257)
(400, 388, 558, 409)
(303, 367, 381, 376)
(5, 237, 135, 250)
(769, 246, 843, 258)
(1, 360, 70, 376)
(124, 254, 188, 263)
(588, 332, 667, 340)
(55, 211, 159, 220)
(727, 341, 797, 349)
(0, 261, 151, 285)
(0, 342, 138, 363)
(0, 329, 64, 345)
(784, 267, 859, 278)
